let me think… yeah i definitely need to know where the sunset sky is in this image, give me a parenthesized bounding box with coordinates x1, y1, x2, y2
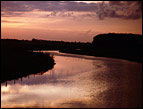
(1, 1, 142, 42)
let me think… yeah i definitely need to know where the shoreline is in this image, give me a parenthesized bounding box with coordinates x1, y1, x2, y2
(59, 49, 142, 63)
(1, 51, 55, 83)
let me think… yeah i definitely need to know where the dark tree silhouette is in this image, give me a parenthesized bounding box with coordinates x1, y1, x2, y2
(92, 33, 142, 62)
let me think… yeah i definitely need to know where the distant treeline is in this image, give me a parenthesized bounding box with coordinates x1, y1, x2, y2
(1, 38, 91, 51)
(92, 33, 142, 63)
(1, 33, 142, 63)
(93, 33, 142, 48)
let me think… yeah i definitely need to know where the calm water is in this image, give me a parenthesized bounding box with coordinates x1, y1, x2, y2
(1, 51, 142, 108)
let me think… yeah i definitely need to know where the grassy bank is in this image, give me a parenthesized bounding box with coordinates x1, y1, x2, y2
(60, 48, 142, 63)
(60, 33, 142, 63)
(1, 48, 55, 83)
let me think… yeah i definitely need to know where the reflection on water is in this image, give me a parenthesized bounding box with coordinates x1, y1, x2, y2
(1, 51, 142, 108)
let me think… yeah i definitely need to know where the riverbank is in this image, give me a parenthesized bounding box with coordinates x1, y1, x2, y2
(59, 48, 142, 63)
(59, 34, 142, 63)
(1, 50, 55, 83)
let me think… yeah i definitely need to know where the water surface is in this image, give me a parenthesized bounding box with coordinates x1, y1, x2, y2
(1, 51, 142, 108)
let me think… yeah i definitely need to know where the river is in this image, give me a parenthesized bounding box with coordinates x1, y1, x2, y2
(1, 51, 142, 108)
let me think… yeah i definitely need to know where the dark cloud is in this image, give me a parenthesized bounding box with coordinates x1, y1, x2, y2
(109, 1, 123, 5)
(1, 1, 97, 12)
(1, 1, 33, 12)
(97, 1, 142, 20)
(1, 1, 98, 18)
(45, 10, 74, 18)
(1, 1, 142, 20)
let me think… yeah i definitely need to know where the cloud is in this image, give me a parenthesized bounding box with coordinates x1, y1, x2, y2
(1, 1, 142, 20)
(1, 1, 98, 18)
(1, 20, 23, 23)
(46, 10, 74, 18)
(1, 1, 97, 12)
(96, 1, 142, 20)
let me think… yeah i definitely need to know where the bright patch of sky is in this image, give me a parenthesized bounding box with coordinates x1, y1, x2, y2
(75, 1, 109, 3)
